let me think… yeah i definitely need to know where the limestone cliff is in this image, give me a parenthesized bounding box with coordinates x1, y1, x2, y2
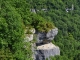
(35, 28, 60, 60)
(36, 28, 58, 43)
(24, 27, 60, 60)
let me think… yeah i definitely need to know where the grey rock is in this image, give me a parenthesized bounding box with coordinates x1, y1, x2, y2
(46, 28, 58, 40)
(35, 43, 60, 60)
(36, 28, 58, 43)
(41, 9, 47, 12)
(30, 9, 36, 13)
(24, 27, 60, 60)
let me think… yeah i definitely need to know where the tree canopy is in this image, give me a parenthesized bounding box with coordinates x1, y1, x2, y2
(0, 0, 80, 60)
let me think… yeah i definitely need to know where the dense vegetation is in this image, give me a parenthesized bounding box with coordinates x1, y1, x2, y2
(0, 0, 80, 60)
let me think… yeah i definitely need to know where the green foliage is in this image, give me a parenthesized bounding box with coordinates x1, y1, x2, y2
(29, 0, 80, 60)
(36, 21, 55, 32)
(0, 0, 80, 60)
(0, 0, 27, 60)
(30, 14, 54, 32)
(0, 48, 13, 60)
(25, 14, 55, 32)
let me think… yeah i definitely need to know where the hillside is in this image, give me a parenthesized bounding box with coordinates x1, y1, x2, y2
(0, 0, 80, 60)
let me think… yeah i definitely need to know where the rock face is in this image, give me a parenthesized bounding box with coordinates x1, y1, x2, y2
(24, 27, 60, 60)
(37, 28, 58, 43)
(46, 28, 58, 40)
(35, 43, 60, 60)
(34, 28, 60, 60)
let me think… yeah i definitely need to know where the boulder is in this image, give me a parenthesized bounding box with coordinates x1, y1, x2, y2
(35, 43, 60, 60)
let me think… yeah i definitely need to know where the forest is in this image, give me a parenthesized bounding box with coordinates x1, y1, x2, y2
(0, 0, 80, 60)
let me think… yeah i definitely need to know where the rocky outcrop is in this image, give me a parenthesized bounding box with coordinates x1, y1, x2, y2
(34, 28, 60, 60)
(36, 28, 58, 43)
(35, 43, 60, 60)
(46, 28, 58, 40)
(24, 27, 60, 60)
